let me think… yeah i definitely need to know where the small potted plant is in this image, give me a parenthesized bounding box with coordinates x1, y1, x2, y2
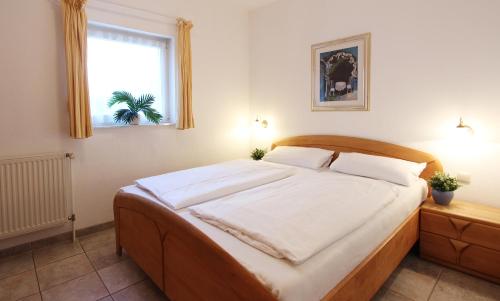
(428, 172, 460, 205)
(108, 91, 163, 125)
(251, 148, 266, 160)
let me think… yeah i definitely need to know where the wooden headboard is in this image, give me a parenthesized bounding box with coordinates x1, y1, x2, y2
(271, 135, 442, 181)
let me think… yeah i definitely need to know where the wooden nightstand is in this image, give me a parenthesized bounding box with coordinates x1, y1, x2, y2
(420, 199, 500, 284)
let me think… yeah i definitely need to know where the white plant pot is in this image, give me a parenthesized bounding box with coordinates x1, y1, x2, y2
(131, 115, 140, 125)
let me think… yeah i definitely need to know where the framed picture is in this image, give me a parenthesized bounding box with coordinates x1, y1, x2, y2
(311, 33, 371, 111)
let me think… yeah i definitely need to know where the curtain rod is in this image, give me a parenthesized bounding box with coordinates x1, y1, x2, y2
(49, 0, 179, 25)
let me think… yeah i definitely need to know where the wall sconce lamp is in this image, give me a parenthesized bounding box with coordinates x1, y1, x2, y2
(456, 117, 473, 136)
(454, 117, 474, 185)
(255, 116, 268, 129)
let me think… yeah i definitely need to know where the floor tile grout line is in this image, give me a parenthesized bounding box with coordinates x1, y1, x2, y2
(83, 245, 99, 271)
(0, 251, 35, 281)
(36, 243, 114, 299)
(38, 269, 97, 295)
(102, 273, 145, 298)
(84, 247, 114, 299)
(93, 270, 113, 299)
(33, 251, 86, 270)
(82, 228, 143, 300)
(35, 251, 86, 274)
(0, 249, 91, 301)
(387, 288, 417, 301)
(426, 268, 444, 301)
(30, 250, 43, 301)
(35, 245, 94, 293)
(0, 267, 35, 282)
(31, 238, 84, 269)
(110, 278, 148, 297)
(81, 238, 134, 300)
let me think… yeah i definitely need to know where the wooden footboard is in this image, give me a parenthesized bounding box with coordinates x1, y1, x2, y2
(115, 191, 419, 301)
(113, 192, 277, 301)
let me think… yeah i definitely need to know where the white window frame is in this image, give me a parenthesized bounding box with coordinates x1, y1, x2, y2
(85, 0, 178, 127)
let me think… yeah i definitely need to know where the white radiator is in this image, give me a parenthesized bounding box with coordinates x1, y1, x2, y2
(0, 153, 74, 240)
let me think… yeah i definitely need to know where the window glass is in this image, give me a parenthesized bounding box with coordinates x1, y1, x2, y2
(87, 24, 169, 125)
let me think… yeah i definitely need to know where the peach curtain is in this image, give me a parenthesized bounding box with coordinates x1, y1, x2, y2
(177, 18, 195, 129)
(61, 0, 93, 138)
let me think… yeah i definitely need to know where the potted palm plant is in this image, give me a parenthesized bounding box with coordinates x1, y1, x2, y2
(108, 91, 163, 125)
(428, 172, 460, 205)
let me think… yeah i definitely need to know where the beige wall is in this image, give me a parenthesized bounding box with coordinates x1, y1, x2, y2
(0, 0, 251, 248)
(2, 0, 500, 249)
(250, 0, 500, 207)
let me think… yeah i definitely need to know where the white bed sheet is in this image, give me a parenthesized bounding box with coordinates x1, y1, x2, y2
(121, 165, 427, 301)
(189, 172, 401, 264)
(135, 159, 295, 210)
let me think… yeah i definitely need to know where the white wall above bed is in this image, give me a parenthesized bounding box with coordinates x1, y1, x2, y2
(249, 0, 500, 208)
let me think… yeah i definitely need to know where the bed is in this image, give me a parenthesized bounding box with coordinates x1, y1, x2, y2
(113, 135, 442, 301)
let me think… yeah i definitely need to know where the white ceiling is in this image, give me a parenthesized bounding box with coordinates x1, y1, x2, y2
(236, 0, 279, 9)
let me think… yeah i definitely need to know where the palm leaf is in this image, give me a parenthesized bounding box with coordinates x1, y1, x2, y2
(113, 108, 129, 123)
(108, 91, 137, 112)
(135, 94, 156, 110)
(141, 107, 163, 124)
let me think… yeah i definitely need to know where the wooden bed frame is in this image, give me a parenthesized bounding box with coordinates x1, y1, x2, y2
(114, 135, 442, 301)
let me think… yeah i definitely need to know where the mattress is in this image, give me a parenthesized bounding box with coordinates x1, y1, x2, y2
(121, 165, 427, 301)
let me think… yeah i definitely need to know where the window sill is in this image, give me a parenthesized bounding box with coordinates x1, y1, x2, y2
(93, 122, 175, 129)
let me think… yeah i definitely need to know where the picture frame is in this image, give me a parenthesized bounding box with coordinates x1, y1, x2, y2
(311, 33, 371, 111)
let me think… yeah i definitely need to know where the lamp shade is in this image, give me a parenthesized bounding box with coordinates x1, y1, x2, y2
(455, 117, 473, 139)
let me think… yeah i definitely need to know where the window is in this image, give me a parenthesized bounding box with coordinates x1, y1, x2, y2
(87, 24, 172, 126)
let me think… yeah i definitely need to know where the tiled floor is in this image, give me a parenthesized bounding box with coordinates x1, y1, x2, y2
(0, 228, 166, 301)
(1, 228, 499, 301)
(373, 253, 500, 301)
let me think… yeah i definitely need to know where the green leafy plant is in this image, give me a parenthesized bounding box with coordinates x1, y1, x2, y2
(428, 172, 460, 192)
(108, 91, 163, 125)
(251, 148, 266, 160)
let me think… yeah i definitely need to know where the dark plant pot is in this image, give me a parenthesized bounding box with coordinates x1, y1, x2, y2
(432, 190, 454, 205)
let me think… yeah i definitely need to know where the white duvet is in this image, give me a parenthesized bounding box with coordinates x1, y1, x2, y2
(190, 172, 401, 264)
(135, 159, 294, 209)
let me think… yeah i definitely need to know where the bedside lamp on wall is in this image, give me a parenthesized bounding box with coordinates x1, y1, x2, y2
(255, 116, 268, 129)
(455, 117, 474, 138)
(453, 117, 474, 184)
(252, 115, 276, 150)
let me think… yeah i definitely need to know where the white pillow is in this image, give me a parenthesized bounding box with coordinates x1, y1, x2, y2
(329, 152, 427, 186)
(263, 146, 334, 169)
